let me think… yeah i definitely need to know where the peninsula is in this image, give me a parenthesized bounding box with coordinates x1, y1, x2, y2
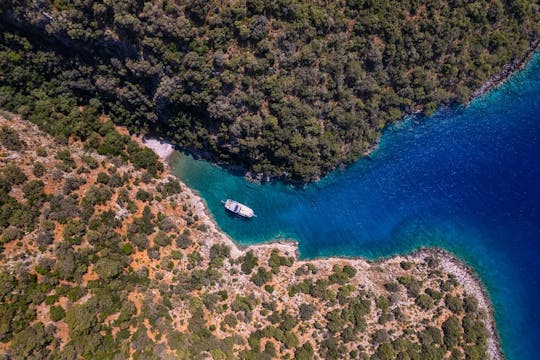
(0, 112, 500, 359)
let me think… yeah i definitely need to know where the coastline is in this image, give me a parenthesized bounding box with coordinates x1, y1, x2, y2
(471, 40, 540, 101)
(170, 42, 539, 185)
(132, 42, 540, 359)
(142, 137, 175, 159)
(142, 140, 504, 359)
(0, 111, 508, 358)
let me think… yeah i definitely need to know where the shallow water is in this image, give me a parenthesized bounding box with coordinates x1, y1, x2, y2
(170, 52, 540, 359)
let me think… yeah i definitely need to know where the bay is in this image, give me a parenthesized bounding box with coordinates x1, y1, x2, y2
(170, 52, 540, 359)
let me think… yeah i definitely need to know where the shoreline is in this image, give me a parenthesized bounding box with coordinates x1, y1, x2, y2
(140, 142, 504, 359)
(165, 42, 539, 186)
(133, 42, 540, 359)
(142, 137, 175, 159)
(470, 40, 540, 101)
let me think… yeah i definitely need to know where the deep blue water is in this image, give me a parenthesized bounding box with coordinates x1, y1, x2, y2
(170, 52, 540, 359)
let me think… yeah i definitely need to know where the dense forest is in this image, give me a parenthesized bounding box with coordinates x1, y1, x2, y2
(1, 0, 539, 181)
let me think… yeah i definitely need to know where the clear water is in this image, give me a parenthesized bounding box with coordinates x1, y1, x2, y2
(170, 52, 540, 359)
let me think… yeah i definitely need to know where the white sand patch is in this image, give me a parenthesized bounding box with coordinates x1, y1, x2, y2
(143, 138, 174, 159)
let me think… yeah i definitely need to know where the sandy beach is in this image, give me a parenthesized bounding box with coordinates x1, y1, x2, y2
(143, 138, 174, 159)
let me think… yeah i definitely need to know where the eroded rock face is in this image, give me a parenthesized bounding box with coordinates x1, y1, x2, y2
(0, 113, 500, 359)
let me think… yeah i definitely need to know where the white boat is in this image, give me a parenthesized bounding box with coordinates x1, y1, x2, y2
(223, 199, 255, 218)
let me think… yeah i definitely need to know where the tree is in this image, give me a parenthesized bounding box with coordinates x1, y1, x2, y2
(95, 258, 123, 279)
(250, 267, 272, 286)
(442, 316, 462, 348)
(0, 126, 25, 151)
(9, 323, 52, 359)
(240, 251, 258, 275)
(49, 305, 66, 321)
(299, 303, 315, 321)
(294, 342, 314, 360)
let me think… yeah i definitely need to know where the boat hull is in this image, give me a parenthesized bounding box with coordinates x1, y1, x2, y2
(224, 199, 255, 218)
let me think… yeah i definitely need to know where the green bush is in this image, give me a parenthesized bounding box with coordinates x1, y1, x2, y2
(445, 294, 464, 314)
(250, 267, 272, 286)
(240, 251, 258, 275)
(415, 294, 434, 310)
(32, 163, 45, 177)
(0, 126, 25, 150)
(49, 305, 66, 321)
(400, 261, 413, 270)
(442, 316, 462, 348)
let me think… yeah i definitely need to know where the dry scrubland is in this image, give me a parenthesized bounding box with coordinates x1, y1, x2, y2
(0, 113, 499, 359)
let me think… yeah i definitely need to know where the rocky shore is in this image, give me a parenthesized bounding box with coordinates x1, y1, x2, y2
(144, 142, 504, 359)
(432, 249, 503, 360)
(0, 113, 504, 358)
(471, 40, 540, 100)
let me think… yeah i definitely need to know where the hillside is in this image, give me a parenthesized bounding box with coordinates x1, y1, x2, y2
(0, 112, 499, 359)
(1, 0, 539, 182)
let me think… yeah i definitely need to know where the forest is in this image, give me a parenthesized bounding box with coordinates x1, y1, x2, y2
(1, 0, 539, 181)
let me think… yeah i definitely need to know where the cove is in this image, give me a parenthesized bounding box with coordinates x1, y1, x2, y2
(170, 52, 540, 360)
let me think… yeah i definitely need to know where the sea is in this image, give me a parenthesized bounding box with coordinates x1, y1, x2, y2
(169, 52, 540, 359)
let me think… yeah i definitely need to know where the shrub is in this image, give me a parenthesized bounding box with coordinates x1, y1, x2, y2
(384, 282, 400, 292)
(462, 315, 488, 346)
(2, 226, 22, 242)
(82, 155, 99, 169)
(23, 180, 45, 204)
(0, 126, 25, 150)
(250, 267, 272, 286)
(209, 244, 230, 268)
(329, 264, 357, 284)
(376, 296, 390, 310)
(425, 287, 443, 301)
(46, 195, 79, 223)
(136, 189, 153, 202)
(55, 149, 76, 168)
(320, 337, 346, 358)
(299, 303, 315, 321)
(36, 231, 53, 247)
(445, 294, 463, 314)
(397, 276, 422, 297)
(97, 132, 125, 157)
(153, 231, 171, 246)
(294, 342, 314, 360)
(50, 305, 66, 321)
(442, 316, 461, 348)
(162, 178, 182, 196)
(96, 172, 110, 184)
(268, 249, 294, 273)
(95, 258, 122, 279)
(175, 231, 192, 249)
(415, 294, 434, 310)
(36, 147, 47, 157)
(400, 261, 413, 270)
(3, 164, 27, 185)
(63, 176, 86, 195)
(463, 296, 479, 313)
(240, 251, 258, 275)
(32, 163, 45, 177)
(9, 323, 52, 359)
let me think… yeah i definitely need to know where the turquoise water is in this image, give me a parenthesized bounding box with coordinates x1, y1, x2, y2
(170, 52, 540, 359)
